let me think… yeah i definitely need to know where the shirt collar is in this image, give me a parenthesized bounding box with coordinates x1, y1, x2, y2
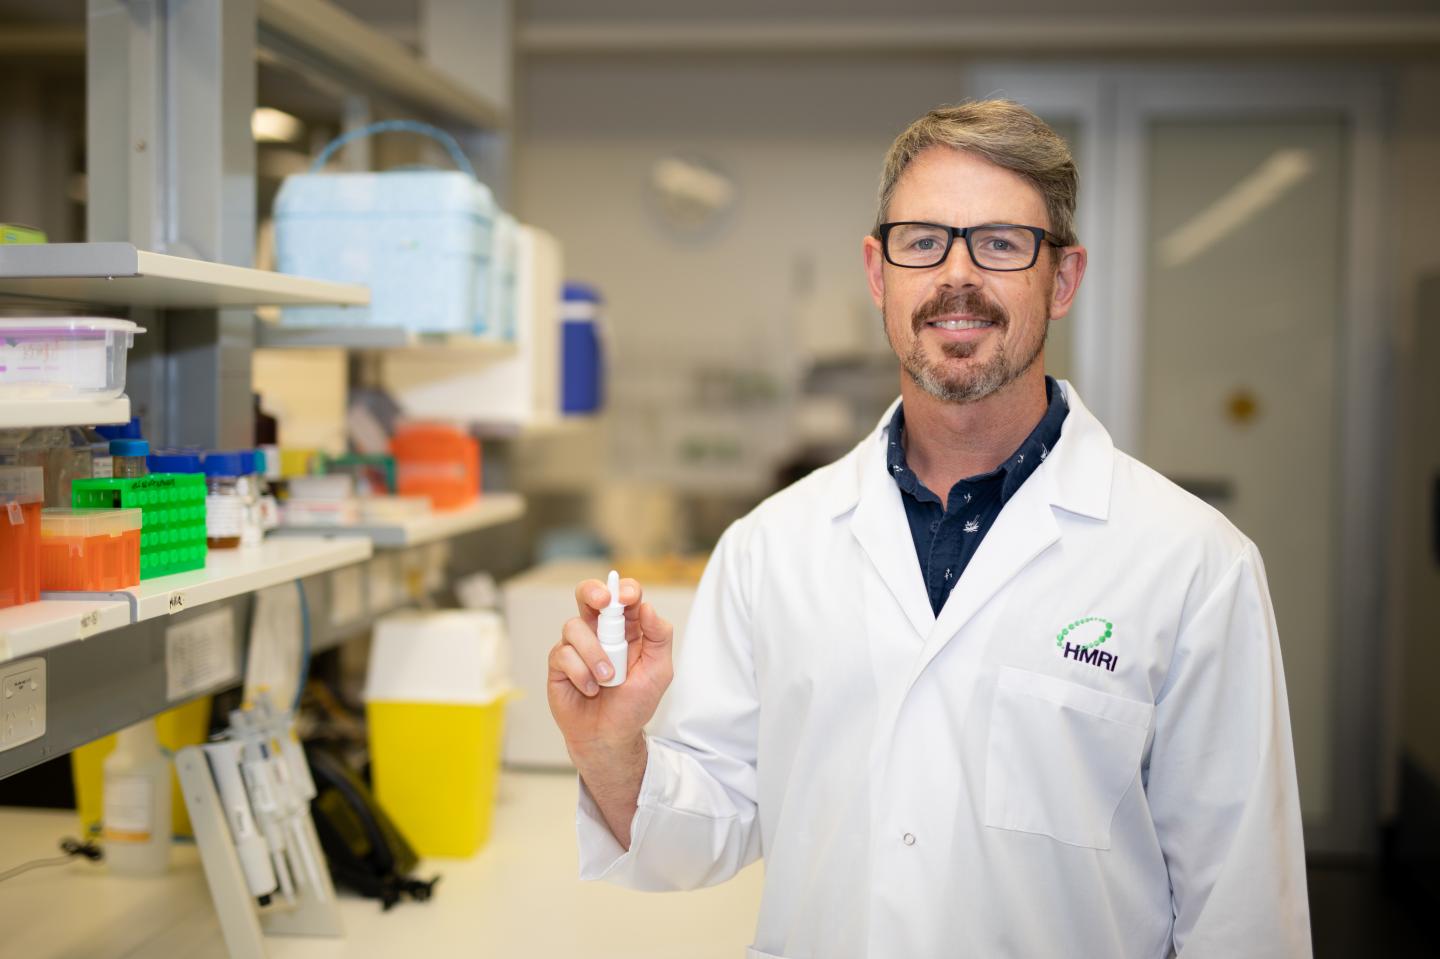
(886, 376, 1070, 506)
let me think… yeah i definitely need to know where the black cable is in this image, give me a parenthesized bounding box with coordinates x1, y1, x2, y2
(0, 837, 103, 883)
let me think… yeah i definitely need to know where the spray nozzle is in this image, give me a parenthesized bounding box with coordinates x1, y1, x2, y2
(605, 569, 622, 612)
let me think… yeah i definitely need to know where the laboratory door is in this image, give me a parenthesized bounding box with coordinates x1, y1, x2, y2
(969, 67, 1387, 856)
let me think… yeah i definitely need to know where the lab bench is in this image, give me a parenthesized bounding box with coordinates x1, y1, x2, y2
(0, 770, 764, 959)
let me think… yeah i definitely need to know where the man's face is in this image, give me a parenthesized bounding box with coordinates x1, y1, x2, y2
(863, 146, 1084, 405)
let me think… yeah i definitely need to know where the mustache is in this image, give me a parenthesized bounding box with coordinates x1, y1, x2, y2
(911, 290, 1008, 335)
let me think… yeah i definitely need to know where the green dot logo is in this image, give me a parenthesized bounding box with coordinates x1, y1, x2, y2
(1055, 616, 1113, 651)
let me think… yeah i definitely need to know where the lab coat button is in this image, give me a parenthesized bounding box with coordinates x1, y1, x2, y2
(902, 832, 916, 846)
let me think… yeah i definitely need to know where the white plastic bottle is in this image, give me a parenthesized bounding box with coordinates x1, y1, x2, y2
(597, 569, 627, 687)
(102, 719, 172, 875)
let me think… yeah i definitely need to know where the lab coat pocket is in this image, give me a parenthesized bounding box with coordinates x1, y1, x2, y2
(985, 666, 1154, 849)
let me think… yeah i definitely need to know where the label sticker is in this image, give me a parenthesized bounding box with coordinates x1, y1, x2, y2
(165, 606, 237, 701)
(5, 502, 20, 524)
(102, 777, 154, 840)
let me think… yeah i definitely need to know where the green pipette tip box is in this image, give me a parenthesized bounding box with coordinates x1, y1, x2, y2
(71, 473, 208, 579)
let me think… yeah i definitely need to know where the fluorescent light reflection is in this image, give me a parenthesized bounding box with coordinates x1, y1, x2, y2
(1160, 148, 1314, 268)
(252, 107, 303, 144)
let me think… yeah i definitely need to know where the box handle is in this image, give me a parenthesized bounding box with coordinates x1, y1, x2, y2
(309, 120, 477, 179)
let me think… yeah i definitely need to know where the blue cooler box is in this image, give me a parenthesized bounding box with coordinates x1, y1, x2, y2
(274, 123, 499, 336)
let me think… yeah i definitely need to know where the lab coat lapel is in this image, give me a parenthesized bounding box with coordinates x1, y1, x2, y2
(916, 470, 1061, 674)
(848, 413, 935, 643)
(909, 380, 1113, 680)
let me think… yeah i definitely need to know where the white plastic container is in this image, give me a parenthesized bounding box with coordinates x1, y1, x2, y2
(102, 719, 172, 876)
(0, 318, 144, 399)
(363, 609, 511, 705)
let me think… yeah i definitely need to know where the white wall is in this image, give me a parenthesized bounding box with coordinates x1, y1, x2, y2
(514, 56, 985, 486)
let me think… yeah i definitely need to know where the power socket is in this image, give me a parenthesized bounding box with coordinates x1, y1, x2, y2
(0, 657, 46, 752)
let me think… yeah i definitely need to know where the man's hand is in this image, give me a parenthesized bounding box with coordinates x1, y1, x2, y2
(547, 576, 674, 847)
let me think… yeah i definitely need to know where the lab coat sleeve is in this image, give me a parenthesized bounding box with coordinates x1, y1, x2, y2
(1146, 542, 1312, 957)
(576, 519, 762, 891)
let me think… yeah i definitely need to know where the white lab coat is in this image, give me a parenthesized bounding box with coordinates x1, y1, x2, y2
(577, 381, 1311, 959)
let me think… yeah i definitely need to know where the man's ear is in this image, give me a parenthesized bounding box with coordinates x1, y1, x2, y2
(1048, 245, 1087, 321)
(863, 235, 886, 310)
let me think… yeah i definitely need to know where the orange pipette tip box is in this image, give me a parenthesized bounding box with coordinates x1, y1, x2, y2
(39, 508, 143, 592)
(0, 466, 43, 608)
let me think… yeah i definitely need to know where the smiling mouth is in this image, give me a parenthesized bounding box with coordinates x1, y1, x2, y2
(926, 316, 997, 332)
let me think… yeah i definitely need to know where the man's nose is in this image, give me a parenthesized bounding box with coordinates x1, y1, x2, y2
(936, 236, 985, 291)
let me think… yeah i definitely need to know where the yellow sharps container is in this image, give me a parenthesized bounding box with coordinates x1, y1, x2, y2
(364, 610, 512, 859)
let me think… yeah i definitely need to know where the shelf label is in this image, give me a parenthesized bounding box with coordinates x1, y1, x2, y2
(165, 606, 237, 701)
(78, 610, 101, 636)
(169, 592, 186, 613)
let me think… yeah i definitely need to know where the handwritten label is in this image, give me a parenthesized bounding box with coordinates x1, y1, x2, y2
(78, 610, 101, 636)
(168, 592, 186, 613)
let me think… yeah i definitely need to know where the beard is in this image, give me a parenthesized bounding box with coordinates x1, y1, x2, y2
(885, 287, 1049, 404)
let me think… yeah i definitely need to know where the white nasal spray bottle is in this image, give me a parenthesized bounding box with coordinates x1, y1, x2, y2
(597, 569, 627, 687)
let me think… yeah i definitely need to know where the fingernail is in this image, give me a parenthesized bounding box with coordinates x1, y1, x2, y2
(585, 681, 599, 695)
(595, 661, 613, 680)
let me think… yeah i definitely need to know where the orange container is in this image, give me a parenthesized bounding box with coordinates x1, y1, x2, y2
(0, 466, 43, 608)
(390, 423, 479, 511)
(40, 508, 143, 591)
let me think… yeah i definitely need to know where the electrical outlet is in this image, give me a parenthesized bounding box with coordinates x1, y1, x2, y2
(0, 657, 46, 752)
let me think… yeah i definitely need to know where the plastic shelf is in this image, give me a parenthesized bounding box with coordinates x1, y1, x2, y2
(255, 323, 517, 356)
(0, 395, 130, 429)
(0, 243, 369, 309)
(272, 493, 526, 549)
(0, 599, 133, 664)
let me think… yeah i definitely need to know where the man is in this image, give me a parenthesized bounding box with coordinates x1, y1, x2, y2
(548, 101, 1311, 958)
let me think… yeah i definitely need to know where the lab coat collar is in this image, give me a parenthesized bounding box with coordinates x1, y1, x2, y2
(828, 379, 1116, 645)
(825, 379, 1114, 523)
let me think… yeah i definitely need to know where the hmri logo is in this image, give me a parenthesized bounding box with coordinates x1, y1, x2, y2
(1056, 617, 1117, 673)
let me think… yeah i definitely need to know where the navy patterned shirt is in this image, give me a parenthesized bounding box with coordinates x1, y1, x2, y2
(887, 376, 1069, 617)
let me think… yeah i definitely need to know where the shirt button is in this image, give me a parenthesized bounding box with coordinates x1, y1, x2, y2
(902, 832, 916, 846)
(929, 521, 939, 532)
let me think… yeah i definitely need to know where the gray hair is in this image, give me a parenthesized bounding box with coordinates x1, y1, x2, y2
(874, 100, 1079, 247)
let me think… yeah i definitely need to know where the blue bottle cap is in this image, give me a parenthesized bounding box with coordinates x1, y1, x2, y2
(562, 281, 602, 304)
(109, 438, 149, 457)
(203, 451, 248, 478)
(96, 417, 143, 441)
(147, 450, 204, 474)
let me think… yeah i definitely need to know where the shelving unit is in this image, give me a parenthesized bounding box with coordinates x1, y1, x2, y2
(0, 538, 371, 665)
(272, 493, 526, 549)
(0, 0, 522, 820)
(0, 243, 369, 309)
(257, 0, 507, 130)
(0, 599, 132, 665)
(255, 322, 516, 357)
(0, 395, 130, 429)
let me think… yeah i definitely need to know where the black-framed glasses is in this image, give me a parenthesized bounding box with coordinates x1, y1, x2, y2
(877, 221, 1063, 271)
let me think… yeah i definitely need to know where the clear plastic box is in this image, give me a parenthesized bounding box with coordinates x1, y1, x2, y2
(0, 317, 146, 399)
(40, 507, 143, 592)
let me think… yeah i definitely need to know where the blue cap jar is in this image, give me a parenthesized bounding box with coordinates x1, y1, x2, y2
(202, 451, 248, 479)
